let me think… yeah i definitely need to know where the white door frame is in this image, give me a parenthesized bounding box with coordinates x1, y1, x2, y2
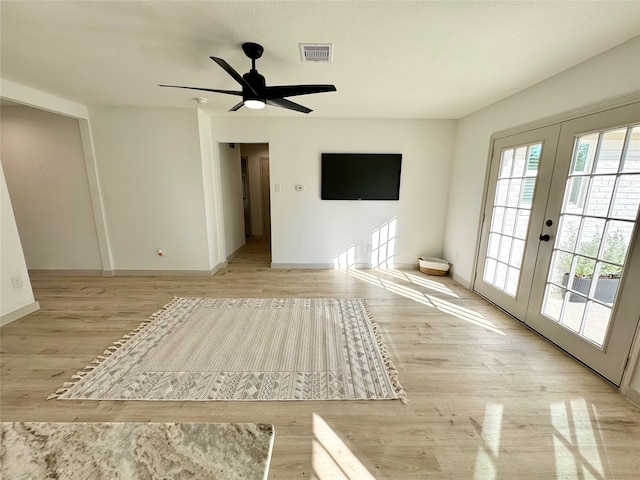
(473, 93, 640, 391)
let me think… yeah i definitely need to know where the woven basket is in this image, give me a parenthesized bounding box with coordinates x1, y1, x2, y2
(419, 266, 448, 276)
(418, 257, 450, 276)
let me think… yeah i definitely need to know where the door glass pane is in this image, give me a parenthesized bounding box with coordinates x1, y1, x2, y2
(526, 144, 541, 175)
(584, 177, 615, 216)
(594, 128, 626, 174)
(520, 178, 536, 206)
(541, 124, 639, 347)
(602, 221, 633, 265)
(495, 262, 507, 289)
(484, 258, 497, 283)
(562, 299, 587, 332)
(503, 208, 517, 235)
(622, 126, 640, 172)
(583, 302, 612, 345)
(495, 179, 509, 205)
(610, 174, 640, 220)
(484, 143, 542, 296)
(498, 236, 512, 263)
(576, 218, 605, 257)
(556, 215, 580, 251)
(507, 179, 523, 207)
(513, 147, 527, 176)
(511, 239, 525, 268)
(563, 177, 588, 214)
(505, 267, 520, 296)
(571, 133, 598, 174)
(542, 284, 563, 321)
(514, 210, 530, 239)
(488, 232, 500, 258)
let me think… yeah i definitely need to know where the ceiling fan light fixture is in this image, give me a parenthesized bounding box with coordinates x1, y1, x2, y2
(244, 99, 266, 110)
(160, 42, 336, 114)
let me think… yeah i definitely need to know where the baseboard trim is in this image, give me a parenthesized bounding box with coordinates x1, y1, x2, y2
(211, 262, 228, 275)
(270, 263, 426, 270)
(452, 272, 472, 289)
(624, 387, 640, 408)
(29, 266, 230, 277)
(392, 263, 419, 270)
(111, 269, 221, 276)
(271, 263, 334, 269)
(1, 301, 40, 326)
(29, 269, 103, 276)
(226, 245, 244, 262)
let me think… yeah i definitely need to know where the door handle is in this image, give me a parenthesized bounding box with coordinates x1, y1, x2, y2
(539, 234, 550, 242)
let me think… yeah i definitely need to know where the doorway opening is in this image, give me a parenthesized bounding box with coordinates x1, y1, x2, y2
(233, 143, 271, 261)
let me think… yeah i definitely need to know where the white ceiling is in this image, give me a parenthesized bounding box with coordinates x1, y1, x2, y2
(1, 1, 639, 119)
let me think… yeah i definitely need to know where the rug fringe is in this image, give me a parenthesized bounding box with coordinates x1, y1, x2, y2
(46, 296, 182, 400)
(360, 299, 408, 404)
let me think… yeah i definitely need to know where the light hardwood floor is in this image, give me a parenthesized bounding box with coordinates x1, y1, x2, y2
(2, 238, 639, 479)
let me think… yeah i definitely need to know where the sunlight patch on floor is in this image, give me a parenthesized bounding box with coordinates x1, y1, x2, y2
(473, 403, 504, 480)
(378, 269, 459, 298)
(312, 413, 377, 480)
(550, 398, 606, 479)
(339, 268, 504, 335)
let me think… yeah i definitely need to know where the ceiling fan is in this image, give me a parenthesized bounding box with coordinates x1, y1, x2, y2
(159, 42, 336, 114)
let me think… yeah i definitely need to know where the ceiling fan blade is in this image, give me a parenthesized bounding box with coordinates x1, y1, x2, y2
(210, 56, 258, 96)
(265, 85, 336, 99)
(158, 85, 242, 96)
(267, 98, 312, 114)
(229, 101, 244, 112)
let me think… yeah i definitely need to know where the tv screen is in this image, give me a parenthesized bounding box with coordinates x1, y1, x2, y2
(321, 153, 402, 200)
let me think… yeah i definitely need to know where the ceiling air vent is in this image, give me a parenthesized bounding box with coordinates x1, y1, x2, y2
(299, 43, 333, 63)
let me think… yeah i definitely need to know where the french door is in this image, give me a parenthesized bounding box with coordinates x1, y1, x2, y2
(476, 103, 640, 385)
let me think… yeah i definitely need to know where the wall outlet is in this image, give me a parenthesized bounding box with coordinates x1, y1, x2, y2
(157, 248, 165, 257)
(11, 275, 23, 289)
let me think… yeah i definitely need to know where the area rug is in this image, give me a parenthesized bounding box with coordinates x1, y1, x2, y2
(49, 297, 406, 402)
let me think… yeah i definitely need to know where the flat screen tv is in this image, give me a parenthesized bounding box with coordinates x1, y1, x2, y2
(321, 153, 402, 200)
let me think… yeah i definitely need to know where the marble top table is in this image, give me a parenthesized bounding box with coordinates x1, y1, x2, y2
(1, 422, 274, 480)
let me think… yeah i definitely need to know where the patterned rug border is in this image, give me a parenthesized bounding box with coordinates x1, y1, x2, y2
(48, 297, 407, 403)
(47, 296, 183, 400)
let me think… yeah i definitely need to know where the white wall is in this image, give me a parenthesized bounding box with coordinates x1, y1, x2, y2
(218, 143, 245, 257)
(240, 143, 270, 236)
(444, 36, 640, 287)
(210, 117, 456, 267)
(196, 109, 224, 270)
(1, 105, 102, 270)
(0, 162, 38, 323)
(90, 107, 214, 272)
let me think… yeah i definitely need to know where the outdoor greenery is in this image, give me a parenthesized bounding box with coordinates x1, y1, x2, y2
(559, 224, 627, 278)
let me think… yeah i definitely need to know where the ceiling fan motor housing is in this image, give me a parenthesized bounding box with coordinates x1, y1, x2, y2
(243, 70, 266, 102)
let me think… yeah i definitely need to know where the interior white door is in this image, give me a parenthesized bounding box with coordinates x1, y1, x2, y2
(475, 124, 561, 320)
(525, 103, 640, 384)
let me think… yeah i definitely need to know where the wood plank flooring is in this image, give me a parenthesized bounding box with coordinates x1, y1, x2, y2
(2, 238, 639, 479)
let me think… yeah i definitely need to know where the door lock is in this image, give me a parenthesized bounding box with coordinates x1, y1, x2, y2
(545, 219, 553, 227)
(539, 234, 550, 242)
